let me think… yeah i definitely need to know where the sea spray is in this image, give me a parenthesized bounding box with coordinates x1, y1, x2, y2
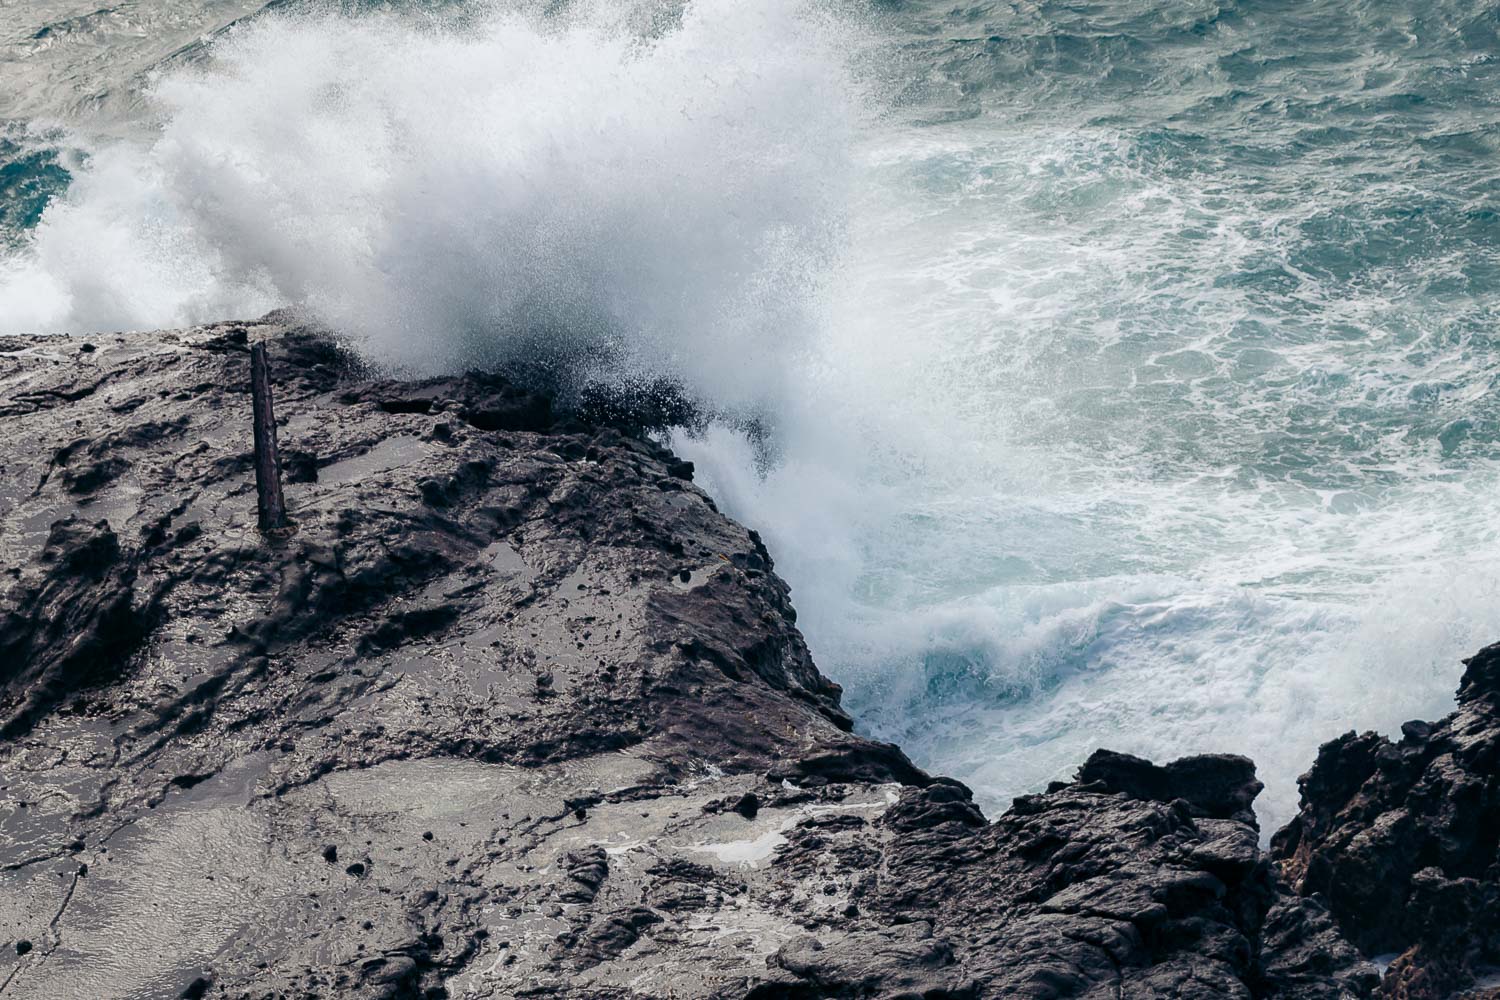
(670, 102, 1500, 827)
(0, 0, 859, 415)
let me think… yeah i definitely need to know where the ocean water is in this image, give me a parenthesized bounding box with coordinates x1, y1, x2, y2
(3, 0, 1500, 829)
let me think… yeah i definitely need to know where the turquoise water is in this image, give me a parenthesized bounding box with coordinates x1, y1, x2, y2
(0, 131, 70, 244)
(3, 0, 1500, 826)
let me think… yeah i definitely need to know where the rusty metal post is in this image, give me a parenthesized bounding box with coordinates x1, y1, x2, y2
(250, 342, 289, 534)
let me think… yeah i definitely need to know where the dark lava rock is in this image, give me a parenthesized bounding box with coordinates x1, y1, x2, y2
(0, 516, 161, 737)
(1076, 748, 1263, 823)
(1272, 642, 1500, 998)
(732, 791, 760, 819)
(0, 319, 1432, 999)
(559, 846, 609, 904)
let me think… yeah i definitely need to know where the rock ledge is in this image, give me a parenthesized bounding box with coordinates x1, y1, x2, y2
(0, 320, 1490, 999)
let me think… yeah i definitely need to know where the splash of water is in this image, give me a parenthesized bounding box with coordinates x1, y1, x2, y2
(671, 1, 1500, 826)
(0, 0, 857, 413)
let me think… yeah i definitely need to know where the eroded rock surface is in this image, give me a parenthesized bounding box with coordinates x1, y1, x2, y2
(1272, 645, 1500, 999)
(0, 320, 1398, 998)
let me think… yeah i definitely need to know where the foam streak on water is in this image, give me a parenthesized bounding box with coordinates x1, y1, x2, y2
(5, 0, 1500, 829)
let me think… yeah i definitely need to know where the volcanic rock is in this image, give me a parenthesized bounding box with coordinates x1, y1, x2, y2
(0, 319, 1401, 998)
(1272, 643, 1500, 998)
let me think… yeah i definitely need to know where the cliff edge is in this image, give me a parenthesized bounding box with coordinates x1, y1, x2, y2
(0, 321, 1486, 999)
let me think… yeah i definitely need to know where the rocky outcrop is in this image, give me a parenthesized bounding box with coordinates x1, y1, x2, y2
(1272, 645, 1500, 998)
(0, 318, 1465, 998)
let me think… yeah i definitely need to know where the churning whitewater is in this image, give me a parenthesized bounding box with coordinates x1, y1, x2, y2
(4, 0, 1500, 828)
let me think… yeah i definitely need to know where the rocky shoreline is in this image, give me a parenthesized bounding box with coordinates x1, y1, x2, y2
(0, 320, 1496, 999)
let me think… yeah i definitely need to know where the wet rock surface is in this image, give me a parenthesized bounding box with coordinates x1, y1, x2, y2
(0, 319, 1478, 998)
